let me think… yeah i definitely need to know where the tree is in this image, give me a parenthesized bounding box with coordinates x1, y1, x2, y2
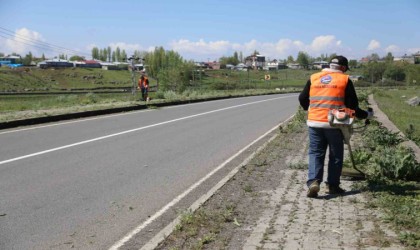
(384, 62, 406, 82)
(91, 47, 99, 60)
(69, 55, 85, 61)
(41, 53, 45, 61)
(101, 48, 108, 61)
(112, 51, 116, 62)
(286, 55, 294, 64)
(384, 52, 394, 63)
(107, 46, 111, 62)
(296, 51, 310, 69)
(370, 53, 380, 62)
(405, 64, 420, 85)
(233, 51, 239, 62)
(22, 52, 33, 66)
(319, 53, 328, 61)
(363, 61, 386, 83)
(144, 46, 193, 92)
(133, 50, 146, 60)
(349, 60, 358, 69)
(115, 47, 121, 62)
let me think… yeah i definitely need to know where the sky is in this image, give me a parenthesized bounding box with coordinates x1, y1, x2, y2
(0, 0, 419, 62)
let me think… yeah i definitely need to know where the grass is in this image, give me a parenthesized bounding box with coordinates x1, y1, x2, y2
(0, 66, 133, 91)
(164, 205, 237, 249)
(202, 68, 317, 89)
(356, 179, 420, 249)
(351, 89, 420, 248)
(373, 87, 420, 145)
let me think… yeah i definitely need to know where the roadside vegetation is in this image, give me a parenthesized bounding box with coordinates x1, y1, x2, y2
(373, 88, 420, 145)
(345, 92, 420, 248)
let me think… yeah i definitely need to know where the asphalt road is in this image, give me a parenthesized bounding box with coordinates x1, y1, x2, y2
(0, 94, 299, 249)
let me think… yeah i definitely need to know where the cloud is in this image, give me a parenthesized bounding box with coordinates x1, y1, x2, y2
(385, 45, 401, 54)
(170, 39, 231, 54)
(367, 40, 381, 50)
(407, 48, 420, 55)
(310, 35, 342, 53)
(0, 28, 46, 56)
(169, 35, 346, 60)
(108, 42, 145, 54)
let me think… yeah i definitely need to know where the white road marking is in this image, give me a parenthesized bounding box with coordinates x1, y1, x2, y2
(0, 94, 268, 135)
(0, 95, 295, 166)
(109, 115, 295, 250)
(0, 109, 152, 135)
(138, 115, 294, 250)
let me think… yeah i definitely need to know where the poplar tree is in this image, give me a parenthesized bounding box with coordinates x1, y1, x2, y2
(91, 47, 99, 60)
(107, 46, 111, 62)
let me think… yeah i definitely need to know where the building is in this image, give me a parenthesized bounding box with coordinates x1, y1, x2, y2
(349, 75, 364, 82)
(312, 60, 329, 69)
(265, 59, 277, 70)
(394, 55, 415, 64)
(0, 55, 20, 65)
(287, 63, 302, 69)
(37, 59, 73, 68)
(245, 54, 265, 69)
(234, 63, 249, 71)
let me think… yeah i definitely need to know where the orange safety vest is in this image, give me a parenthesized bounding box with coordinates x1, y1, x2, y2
(308, 71, 348, 124)
(138, 77, 149, 89)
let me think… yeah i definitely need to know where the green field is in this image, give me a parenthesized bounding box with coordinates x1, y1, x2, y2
(0, 66, 137, 92)
(0, 66, 317, 92)
(373, 87, 420, 143)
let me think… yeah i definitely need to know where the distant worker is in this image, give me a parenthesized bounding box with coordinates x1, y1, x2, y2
(138, 72, 149, 101)
(298, 55, 373, 198)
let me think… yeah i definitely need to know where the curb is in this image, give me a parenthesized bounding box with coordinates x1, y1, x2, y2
(369, 94, 420, 162)
(0, 95, 242, 130)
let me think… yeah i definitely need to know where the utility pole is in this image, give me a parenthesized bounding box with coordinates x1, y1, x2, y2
(127, 56, 144, 95)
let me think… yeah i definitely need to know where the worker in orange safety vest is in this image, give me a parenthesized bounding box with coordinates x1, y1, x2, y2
(138, 72, 149, 101)
(298, 55, 373, 198)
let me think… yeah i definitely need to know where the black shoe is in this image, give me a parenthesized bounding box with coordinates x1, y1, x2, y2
(326, 184, 346, 195)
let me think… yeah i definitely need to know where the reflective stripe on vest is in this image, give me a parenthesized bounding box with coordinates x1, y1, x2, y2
(308, 72, 348, 123)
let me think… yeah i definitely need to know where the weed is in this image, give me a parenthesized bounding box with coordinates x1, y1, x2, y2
(281, 107, 306, 133)
(405, 124, 420, 145)
(371, 145, 419, 181)
(198, 233, 216, 245)
(399, 232, 420, 248)
(243, 184, 253, 193)
(363, 125, 404, 148)
(363, 179, 419, 247)
(288, 161, 307, 170)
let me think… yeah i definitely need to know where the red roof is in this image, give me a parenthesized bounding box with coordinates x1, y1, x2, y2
(84, 60, 100, 64)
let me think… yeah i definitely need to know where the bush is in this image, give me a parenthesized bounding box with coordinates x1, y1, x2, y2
(363, 125, 404, 149)
(370, 145, 420, 181)
(163, 90, 181, 100)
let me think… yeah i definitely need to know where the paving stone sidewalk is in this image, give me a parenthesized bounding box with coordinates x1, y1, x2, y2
(242, 135, 403, 250)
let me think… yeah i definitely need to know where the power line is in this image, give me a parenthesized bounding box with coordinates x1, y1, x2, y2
(0, 26, 91, 58)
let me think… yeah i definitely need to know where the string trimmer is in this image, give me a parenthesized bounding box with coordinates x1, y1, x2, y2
(328, 108, 371, 176)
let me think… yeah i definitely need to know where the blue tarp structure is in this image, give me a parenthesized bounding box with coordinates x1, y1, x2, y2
(8, 64, 23, 68)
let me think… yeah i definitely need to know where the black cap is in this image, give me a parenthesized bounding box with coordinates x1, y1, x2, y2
(330, 55, 349, 71)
